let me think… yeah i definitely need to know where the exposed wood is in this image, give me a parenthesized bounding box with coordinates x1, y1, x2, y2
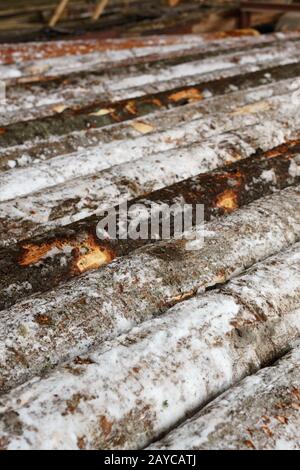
(0, 243, 300, 449)
(0, 186, 299, 394)
(151, 344, 300, 450)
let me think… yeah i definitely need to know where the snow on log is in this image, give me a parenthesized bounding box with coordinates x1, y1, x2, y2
(1, 30, 297, 81)
(0, 244, 300, 449)
(0, 139, 299, 310)
(0, 186, 299, 393)
(150, 344, 300, 450)
(1, 92, 300, 242)
(2, 47, 300, 148)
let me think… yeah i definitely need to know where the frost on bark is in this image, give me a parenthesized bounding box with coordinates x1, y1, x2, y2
(151, 344, 300, 450)
(0, 186, 299, 394)
(0, 243, 300, 449)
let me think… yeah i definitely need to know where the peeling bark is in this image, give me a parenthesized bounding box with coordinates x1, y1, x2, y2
(150, 344, 300, 450)
(0, 186, 299, 393)
(0, 244, 300, 449)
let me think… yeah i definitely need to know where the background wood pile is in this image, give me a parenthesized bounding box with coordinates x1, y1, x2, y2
(0, 0, 293, 42)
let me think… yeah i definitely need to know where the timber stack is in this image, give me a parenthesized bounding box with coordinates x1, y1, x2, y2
(0, 28, 299, 450)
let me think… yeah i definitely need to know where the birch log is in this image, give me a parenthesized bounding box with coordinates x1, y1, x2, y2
(1, 92, 300, 243)
(2, 37, 300, 126)
(1, 74, 299, 177)
(1, 140, 300, 310)
(0, 244, 300, 449)
(0, 186, 300, 393)
(150, 344, 300, 450)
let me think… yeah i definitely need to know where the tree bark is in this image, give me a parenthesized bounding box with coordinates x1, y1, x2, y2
(0, 243, 300, 449)
(1, 89, 300, 242)
(0, 186, 299, 394)
(150, 344, 300, 450)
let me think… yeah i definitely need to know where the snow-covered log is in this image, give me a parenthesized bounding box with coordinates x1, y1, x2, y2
(0, 244, 300, 449)
(2, 42, 300, 148)
(0, 186, 299, 393)
(1, 92, 300, 242)
(0, 140, 299, 310)
(150, 344, 300, 450)
(2, 36, 300, 125)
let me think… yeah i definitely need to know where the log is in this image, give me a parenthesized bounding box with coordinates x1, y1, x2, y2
(1, 139, 300, 310)
(92, 0, 109, 22)
(0, 243, 300, 449)
(1, 39, 300, 147)
(0, 185, 299, 393)
(1, 91, 300, 244)
(2, 37, 300, 126)
(1, 71, 299, 176)
(150, 344, 300, 450)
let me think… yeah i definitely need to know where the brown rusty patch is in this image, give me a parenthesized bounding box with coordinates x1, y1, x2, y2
(7, 347, 29, 368)
(275, 415, 289, 424)
(214, 189, 238, 213)
(125, 101, 138, 115)
(261, 425, 274, 438)
(264, 139, 300, 159)
(0, 436, 9, 450)
(100, 415, 113, 438)
(290, 386, 300, 400)
(169, 87, 203, 103)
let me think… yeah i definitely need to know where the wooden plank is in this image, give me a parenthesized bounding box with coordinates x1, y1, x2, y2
(0, 242, 300, 449)
(92, 0, 109, 22)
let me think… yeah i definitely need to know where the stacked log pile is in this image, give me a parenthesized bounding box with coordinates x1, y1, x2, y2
(0, 0, 287, 42)
(0, 30, 299, 450)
